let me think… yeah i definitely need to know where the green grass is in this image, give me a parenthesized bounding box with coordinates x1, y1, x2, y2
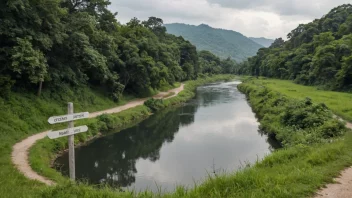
(4, 76, 352, 197)
(0, 86, 128, 197)
(238, 80, 346, 147)
(255, 78, 352, 122)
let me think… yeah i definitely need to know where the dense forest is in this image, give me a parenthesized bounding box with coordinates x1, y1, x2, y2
(238, 4, 352, 91)
(165, 23, 264, 62)
(0, 0, 237, 100)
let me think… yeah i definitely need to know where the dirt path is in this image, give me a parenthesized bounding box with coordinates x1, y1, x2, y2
(11, 84, 184, 186)
(314, 120, 352, 198)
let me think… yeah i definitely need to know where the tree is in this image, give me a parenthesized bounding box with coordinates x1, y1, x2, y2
(142, 17, 166, 36)
(270, 38, 285, 48)
(10, 38, 48, 95)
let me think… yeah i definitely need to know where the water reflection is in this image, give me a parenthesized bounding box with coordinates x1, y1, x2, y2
(55, 81, 278, 192)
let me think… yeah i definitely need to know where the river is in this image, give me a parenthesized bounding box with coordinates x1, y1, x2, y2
(55, 81, 278, 192)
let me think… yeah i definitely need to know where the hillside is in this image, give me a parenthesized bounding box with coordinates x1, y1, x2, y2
(165, 23, 264, 62)
(249, 37, 274, 47)
(238, 4, 352, 91)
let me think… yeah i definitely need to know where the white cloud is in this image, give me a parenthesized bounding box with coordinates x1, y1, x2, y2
(108, 0, 350, 39)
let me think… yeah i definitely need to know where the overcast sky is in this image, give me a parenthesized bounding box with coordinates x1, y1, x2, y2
(109, 0, 351, 39)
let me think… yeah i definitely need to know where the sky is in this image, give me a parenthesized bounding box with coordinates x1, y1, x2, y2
(108, 0, 351, 39)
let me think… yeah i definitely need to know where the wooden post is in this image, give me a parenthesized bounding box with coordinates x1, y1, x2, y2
(68, 102, 75, 181)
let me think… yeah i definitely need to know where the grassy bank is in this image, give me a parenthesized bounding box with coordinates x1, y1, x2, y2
(0, 74, 234, 197)
(0, 86, 133, 197)
(253, 79, 352, 122)
(37, 78, 352, 198)
(237, 80, 346, 147)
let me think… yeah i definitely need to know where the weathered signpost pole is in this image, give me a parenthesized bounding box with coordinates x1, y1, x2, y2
(47, 102, 90, 181)
(67, 102, 75, 180)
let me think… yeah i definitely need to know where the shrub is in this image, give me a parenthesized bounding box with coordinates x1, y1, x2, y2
(144, 98, 165, 112)
(238, 80, 347, 147)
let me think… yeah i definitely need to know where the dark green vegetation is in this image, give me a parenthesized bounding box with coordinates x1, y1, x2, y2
(238, 4, 352, 91)
(165, 23, 264, 62)
(238, 79, 346, 147)
(249, 37, 274, 48)
(37, 79, 352, 198)
(0, 0, 233, 101)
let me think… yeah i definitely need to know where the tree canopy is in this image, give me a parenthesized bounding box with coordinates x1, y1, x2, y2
(238, 4, 352, 91)
(0, 0, 236, 100)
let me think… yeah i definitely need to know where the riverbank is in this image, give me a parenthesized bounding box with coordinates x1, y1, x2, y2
(6, 76, 352, 197)
(36, 78, 352, 197)
(2, 75, 234, 197)
(31, 78, 351, 197)
(13, 84, 185, 185)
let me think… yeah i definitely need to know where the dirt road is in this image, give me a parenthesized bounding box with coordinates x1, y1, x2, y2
(314, 120, 352, 198)
(11, 84, 184, 185)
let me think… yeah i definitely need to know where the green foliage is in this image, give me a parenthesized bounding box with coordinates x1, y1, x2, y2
(238, 80, 346, 147)
(165, 23, 264, 62)
(198, 51, 239, 74)
(144, 98, 165, 112)
(0, 76, 15, 97)
(238, 4, 352, 91)
(255, 79, 352, 122)
(10, 38, 48, 84)
(0, 1, 228, 100)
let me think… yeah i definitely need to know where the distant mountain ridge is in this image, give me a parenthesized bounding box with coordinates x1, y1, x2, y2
(164, 23, 268, 62)
(249, 37, 274, 47)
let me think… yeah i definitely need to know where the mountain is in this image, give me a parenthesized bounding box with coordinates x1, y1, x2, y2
(164, 23, 264, 62)
(249, 37, 274, 47)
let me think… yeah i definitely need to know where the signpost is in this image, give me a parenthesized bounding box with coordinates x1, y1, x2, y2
(47, 125, 88, 139)
(47, 112, 89, 124)
(47, 102, 89, 181)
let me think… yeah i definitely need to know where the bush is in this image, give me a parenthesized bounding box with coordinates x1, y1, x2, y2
(144, 98, 165, 112)
(238, 80, 347, 147)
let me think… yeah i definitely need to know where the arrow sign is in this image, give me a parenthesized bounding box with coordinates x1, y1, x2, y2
(48, 112, 89, 124)
(47, 125, 89, 139)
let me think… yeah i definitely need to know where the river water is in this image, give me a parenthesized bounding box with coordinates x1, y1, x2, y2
(55, 81, 277, 192)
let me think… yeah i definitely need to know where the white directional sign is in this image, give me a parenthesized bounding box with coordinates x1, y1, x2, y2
(47, 125, 88, 139)
(47, 103, 90, 181)
(48, 112, 89, 124)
